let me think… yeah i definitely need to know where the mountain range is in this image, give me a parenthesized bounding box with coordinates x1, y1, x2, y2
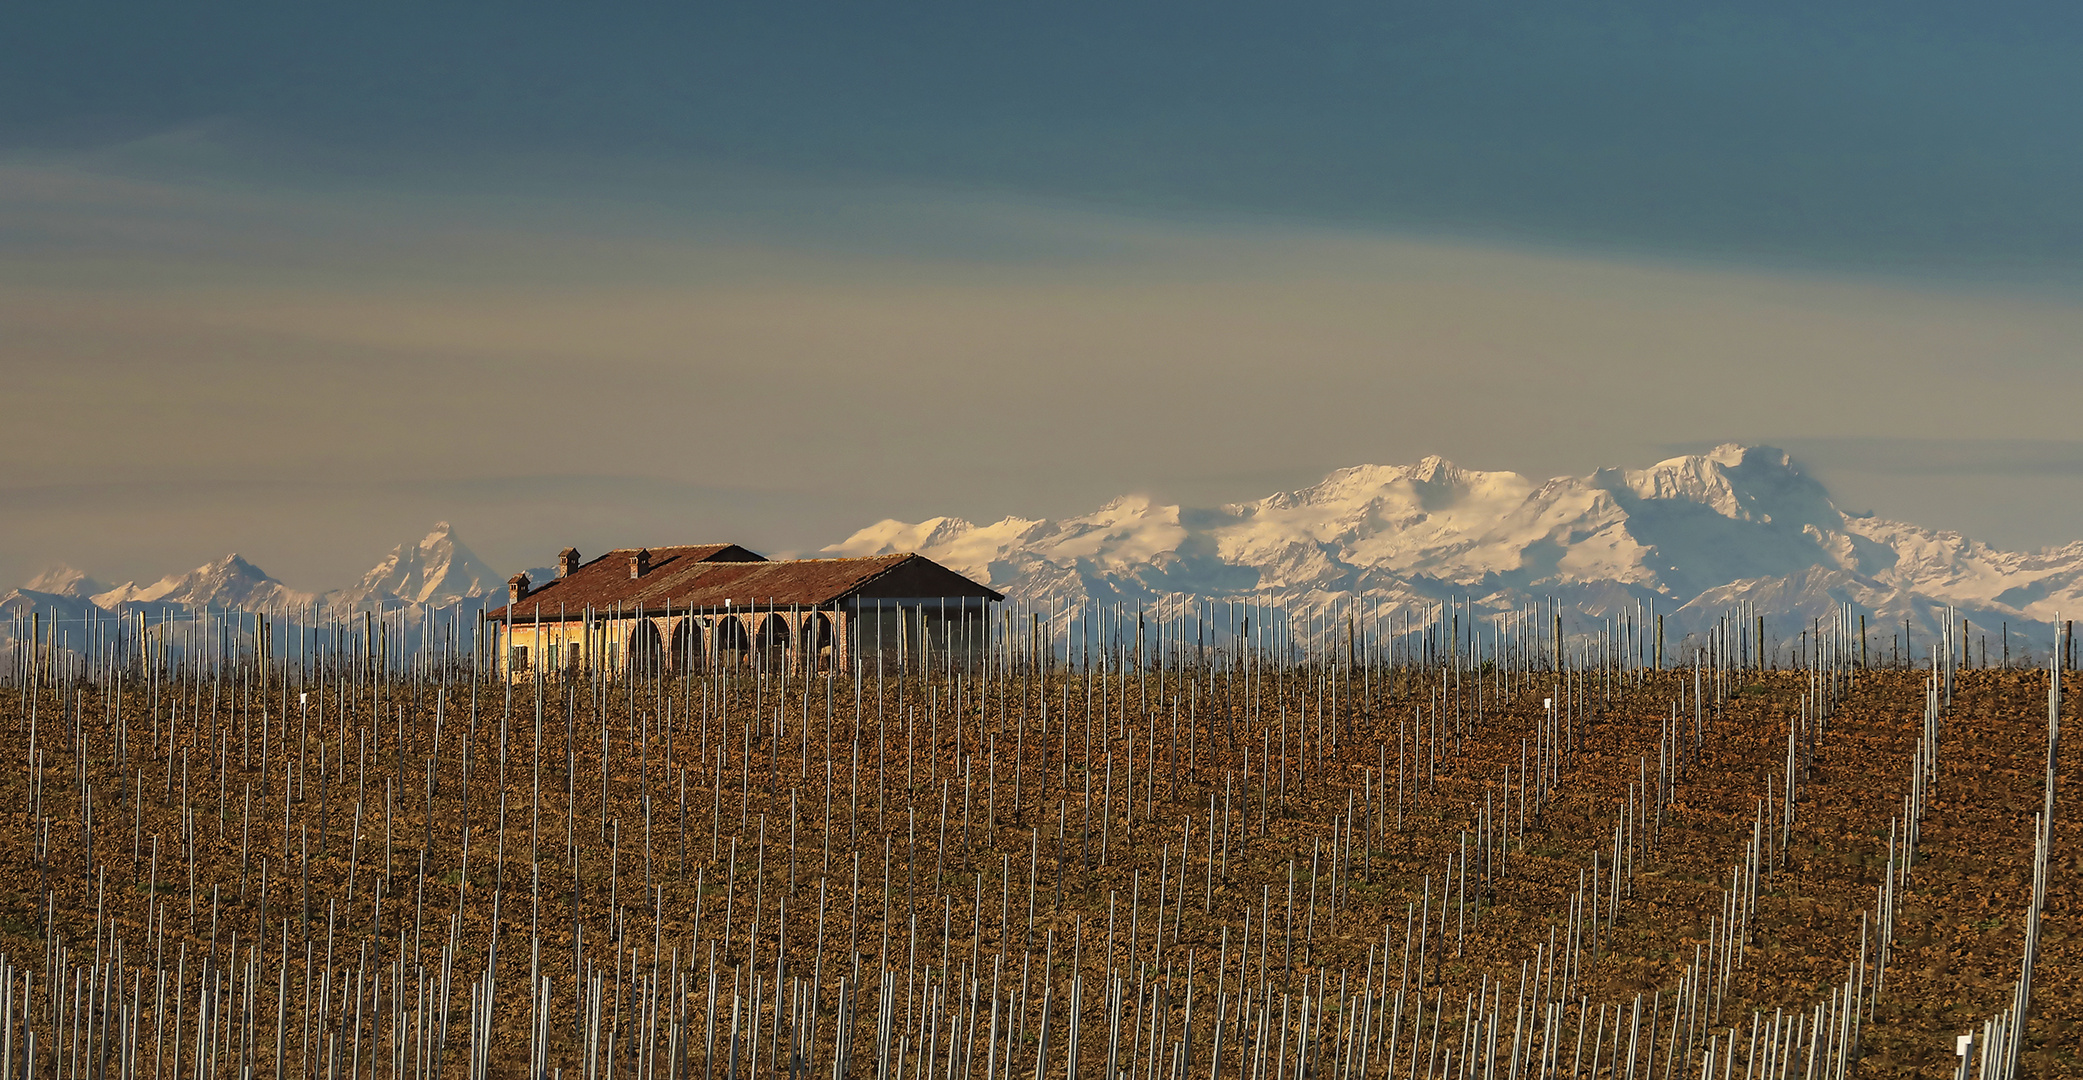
(2, 522, 503, 633)
(825, 444, 2079, 655)
(7, 446, 2077, 659)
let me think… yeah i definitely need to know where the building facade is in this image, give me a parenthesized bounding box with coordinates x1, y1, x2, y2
(483, 544, 1001, 678)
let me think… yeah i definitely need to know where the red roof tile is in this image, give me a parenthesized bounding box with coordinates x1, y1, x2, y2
(486, 547, 999, 622)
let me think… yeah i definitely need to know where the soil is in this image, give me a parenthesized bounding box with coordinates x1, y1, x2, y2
(0, 662, 2070, 1078)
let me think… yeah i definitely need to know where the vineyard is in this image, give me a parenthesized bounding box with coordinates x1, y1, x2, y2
(0, 603, 2070, 1079)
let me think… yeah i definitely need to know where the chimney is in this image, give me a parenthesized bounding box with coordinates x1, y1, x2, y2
(629, 548, 651, 579)
(557, 548, 581, 578)
(508, 572, 532, 603)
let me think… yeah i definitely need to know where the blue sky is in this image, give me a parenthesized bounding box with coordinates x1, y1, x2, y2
(5, 3, 2083, 587)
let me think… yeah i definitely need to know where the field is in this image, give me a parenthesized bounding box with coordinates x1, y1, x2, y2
(0, 622, 2070, 1079)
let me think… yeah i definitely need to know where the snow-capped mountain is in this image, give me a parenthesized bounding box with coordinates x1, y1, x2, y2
(0, 587, 104, 634)
(3, 524, 512, 649)
(335, 521, 503, 607)
(23, 565, 106, 598)
(828, 444, 2080, 645)
(90, 553, 317, 611)
(11, 454, 2078, 660)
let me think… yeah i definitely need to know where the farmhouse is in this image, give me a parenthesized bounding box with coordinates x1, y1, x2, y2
(482, 544, 1001, 678)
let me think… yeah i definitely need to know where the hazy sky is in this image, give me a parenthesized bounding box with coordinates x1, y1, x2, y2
(6, 4, 2083, 591)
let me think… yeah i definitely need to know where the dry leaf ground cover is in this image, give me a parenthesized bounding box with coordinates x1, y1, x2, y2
(0, 661, 2067, 1077)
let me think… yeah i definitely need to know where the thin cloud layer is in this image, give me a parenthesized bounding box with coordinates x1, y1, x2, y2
(4, 147, 2082, 590)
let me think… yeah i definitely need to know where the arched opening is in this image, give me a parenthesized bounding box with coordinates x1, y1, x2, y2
(714, 616, 750, 664)
(755, 613, 790, 667)
(627, 620, 663, 679)
(669, 618, 703, 674)
(799, 613, 834, 669)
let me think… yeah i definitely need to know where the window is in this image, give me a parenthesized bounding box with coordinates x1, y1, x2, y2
(568, 643, 581, 670)
(509, 646, 529, 671)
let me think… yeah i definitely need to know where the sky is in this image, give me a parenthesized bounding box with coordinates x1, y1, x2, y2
(5, 3, 2083, 592)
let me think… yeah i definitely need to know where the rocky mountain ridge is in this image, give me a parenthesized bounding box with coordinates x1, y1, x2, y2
(8, 448, 2076, 657)
(4, 523, 502, 634)
(826, 444, 2079, 647)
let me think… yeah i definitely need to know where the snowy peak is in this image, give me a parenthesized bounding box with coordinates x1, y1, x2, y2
(1611, 445, 1836, 528)
(1846, 516, 2083, 621)
(345, 521, 502, 606)
(91, 553, 314, 611)
(0, 587, 103, 630)
(15, 523, 505, 624)
(831, 516, 1002, 569)
(834, 444, 2082, 639)
(17, 447, 2083, 648)
(23, 564, 105, 598)
(1222, 458, 1551, 580)
(1403, 454, 1465, 487)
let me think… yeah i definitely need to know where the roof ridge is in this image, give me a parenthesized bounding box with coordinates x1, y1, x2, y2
(597, 543, 742, 553)
(831, 552, 921, 595)
(483, 549, 1001, 623)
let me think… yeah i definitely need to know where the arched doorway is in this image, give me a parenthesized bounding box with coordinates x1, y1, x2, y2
(628, 620, 663, 679)
(714, 617, 750, 665)
(669, 619, 703, 674)
(799, 613, 834, 669)
(755, 613, 790, 669)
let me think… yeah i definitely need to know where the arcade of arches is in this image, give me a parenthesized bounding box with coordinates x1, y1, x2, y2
(503, 608, 845, 677)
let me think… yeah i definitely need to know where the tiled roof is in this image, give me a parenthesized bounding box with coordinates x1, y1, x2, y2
(485, 548, 999, 622)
